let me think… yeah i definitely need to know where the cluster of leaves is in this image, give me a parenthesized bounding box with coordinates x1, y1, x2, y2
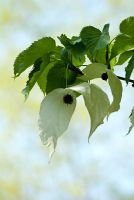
(14, 16, 134, 158)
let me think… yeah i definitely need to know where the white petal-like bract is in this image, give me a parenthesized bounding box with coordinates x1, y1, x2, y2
(38, 88, 76, 158)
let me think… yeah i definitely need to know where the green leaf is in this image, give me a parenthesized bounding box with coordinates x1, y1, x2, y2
(50, 46, 63, 62)
(116, 50, 134, 65)
(39, 88, 76, 159)
(71, 36, 81, 45)
(80, 26, 101, 52)
(81, 63, 107, 81)
(46, 62, 77, 94)
(80, 24, 110, 54)
(120, 16, 134, 37)
(127, 107, 134, 135)
(22, 54, 55, 99)
(94, 48, 107, 64)
(110, 34, 134, 59)
(107, 70, 122, 116)
(96, 24, 110, 50)
(14, 37, 56, 77)
(37, 62, 56, 95)
(60, 48, 69, 62)
(125, 55, 134, 83)
(80, 24, 110, 65)
(58, 34, 72, 47)
(70, 82, 110, 139)
(87, 48, 107, 64)
(108, 42, 117, 69)
(58, 34, 86, 66)
(62, 44, 86, 66)
(71, 42, 86, 66)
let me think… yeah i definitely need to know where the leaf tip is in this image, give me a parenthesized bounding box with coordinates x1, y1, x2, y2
(22, 88, 29, 101)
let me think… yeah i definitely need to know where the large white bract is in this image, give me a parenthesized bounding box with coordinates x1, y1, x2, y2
(38, 88, 76, 159)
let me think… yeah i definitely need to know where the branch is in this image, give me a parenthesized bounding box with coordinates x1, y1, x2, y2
(117, 76, 134, 84)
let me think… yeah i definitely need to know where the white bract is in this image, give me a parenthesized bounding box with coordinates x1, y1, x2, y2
(81, 63, 122, 117)
(70, 82, 110, 139)
(38, 88, 76, 158)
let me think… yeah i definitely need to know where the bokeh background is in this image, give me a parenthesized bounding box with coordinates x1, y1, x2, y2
(0, 0, 134, 199)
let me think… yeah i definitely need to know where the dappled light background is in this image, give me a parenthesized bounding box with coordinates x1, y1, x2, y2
(0, 0, 134, 199)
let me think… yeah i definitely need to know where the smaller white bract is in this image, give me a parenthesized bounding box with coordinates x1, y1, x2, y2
(70, 83, 110, 139)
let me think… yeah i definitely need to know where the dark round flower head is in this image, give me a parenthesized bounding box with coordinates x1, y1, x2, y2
(63, 94, 73, 104)
(101, 72, 108, 81)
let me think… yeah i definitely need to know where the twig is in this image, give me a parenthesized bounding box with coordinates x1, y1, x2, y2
(79, 65, 134, 84)
(117, 76, 134, 83)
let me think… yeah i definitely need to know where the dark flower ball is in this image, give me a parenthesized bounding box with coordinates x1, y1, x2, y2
(63, 94, 73, 104)
(101, 72, 108, 81)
